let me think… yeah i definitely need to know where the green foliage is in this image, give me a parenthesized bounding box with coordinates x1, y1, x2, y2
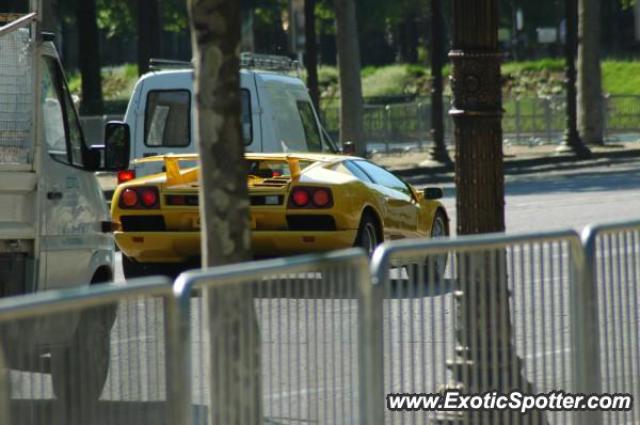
(602, 60, 640, 95)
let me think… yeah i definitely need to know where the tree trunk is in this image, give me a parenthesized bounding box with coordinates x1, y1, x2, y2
(577, 0, 604, 145)
(428, 0, 452, 165)
(304, 0, 320, 111)
(187, 0, 259, 423)
(335, 0, 365, 156)
(137, 0, 163, 75)
(76, 0, 104, 115)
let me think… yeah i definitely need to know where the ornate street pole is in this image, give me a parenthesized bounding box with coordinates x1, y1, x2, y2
(556, 0, 591, 157)
(428, 0, 452, 165)
(436, 1, 547, 424)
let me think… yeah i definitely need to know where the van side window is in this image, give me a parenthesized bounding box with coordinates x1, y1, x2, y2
(296, 101, 322, 151)
(145, 90, 190, 147)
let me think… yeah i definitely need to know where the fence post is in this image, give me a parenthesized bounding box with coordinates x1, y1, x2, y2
(573, 228, 603, 425)
(544, 97, 552, 143)
(416, 102, 424, 151)
(515, 97, 522, 143)
(385, 105, 391, 154)
(165, 278, 193, 425)
(0, 346, 9, 425)
(363, 248, 388, 425)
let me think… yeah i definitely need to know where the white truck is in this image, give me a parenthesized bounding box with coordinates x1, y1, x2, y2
(0, 12, 130, 403)
(117, 54, 338, 183)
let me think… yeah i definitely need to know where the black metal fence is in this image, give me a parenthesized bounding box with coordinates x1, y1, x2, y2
(322, 95, 640, 151)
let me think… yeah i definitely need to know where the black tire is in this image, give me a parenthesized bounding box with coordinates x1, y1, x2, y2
(51, 303, 116, 404)
(426, 210, 449, 281)
(354, 213, 380, 256)
(122, 254, 150, 279)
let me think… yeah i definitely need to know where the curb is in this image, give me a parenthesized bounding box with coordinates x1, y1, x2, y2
(394, 148, 640, 185)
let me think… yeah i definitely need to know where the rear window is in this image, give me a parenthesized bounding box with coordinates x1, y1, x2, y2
(145, 90, 191, 147)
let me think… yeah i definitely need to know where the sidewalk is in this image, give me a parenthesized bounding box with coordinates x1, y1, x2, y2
(376, 141, 640, 184)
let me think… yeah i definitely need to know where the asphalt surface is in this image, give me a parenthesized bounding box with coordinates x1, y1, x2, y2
(7, 154, 640, 425)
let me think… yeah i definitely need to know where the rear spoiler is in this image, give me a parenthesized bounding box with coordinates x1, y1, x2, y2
(134, 153, 306, 185)
(134, 154, 198, 186)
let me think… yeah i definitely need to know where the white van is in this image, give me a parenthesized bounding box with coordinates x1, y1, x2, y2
(119, 54, 337, 181)
(0, 15, 130, 403)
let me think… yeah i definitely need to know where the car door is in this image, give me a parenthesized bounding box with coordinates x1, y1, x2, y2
(39, 55, 110, 291)
(351, 160, 420, 239)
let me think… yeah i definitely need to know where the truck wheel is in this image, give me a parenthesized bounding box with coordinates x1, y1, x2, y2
(51, 304, 115, 404)
(122, 254, 149, 279)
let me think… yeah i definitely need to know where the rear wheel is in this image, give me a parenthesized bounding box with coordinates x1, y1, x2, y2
(51, 303, 116, 405)
(354, 214, 380, 256)
(122, 254, 150, 279)
(427, 210, 449, 281)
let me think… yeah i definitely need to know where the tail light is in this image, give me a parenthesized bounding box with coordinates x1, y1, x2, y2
(118, 170, 136, 184)
(119, 187, 160, 209)
(288, 187, 333, 209)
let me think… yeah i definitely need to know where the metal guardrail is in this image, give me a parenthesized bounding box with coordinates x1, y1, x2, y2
(1, 222, 639, 424)
(174, 249, 375, 425)
(583, 220, 640, 425)
(370, 230, 592, 425)
(0, 276, 189, 425)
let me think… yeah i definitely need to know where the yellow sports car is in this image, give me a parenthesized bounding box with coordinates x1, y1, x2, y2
(111, 153, 449, 278)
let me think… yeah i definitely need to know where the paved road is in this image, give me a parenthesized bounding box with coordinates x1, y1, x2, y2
(7, 159, 640, 425)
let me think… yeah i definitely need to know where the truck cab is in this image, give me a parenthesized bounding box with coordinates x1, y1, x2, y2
(0, 12, 129, 404)
(120, 54, 337, 181)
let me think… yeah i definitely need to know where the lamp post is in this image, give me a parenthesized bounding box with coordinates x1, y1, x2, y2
(556, 0, 591, 157)
(436, 1, 547, 423)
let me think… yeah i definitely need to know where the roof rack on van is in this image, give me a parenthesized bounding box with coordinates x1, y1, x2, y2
(240, 53, 300, 74)
(149, 58, 193, 71)
(148, 53, 301, 75)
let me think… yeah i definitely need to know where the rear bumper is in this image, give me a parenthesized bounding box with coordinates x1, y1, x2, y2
(115, 229, 358, 263)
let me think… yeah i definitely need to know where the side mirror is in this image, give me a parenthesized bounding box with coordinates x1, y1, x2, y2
(424, 187, 443, 200)
(342, 140, 356, 156)
(103, 121, 131, 171)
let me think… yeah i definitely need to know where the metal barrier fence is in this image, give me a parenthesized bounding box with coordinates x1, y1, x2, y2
(0, 277, 190, 425)
(1, 223, 640, 425)
(584, 220, 640, 425)
(370, 230, 591, 425)
(174, 249, 375, 425)
(322, 95, 640, 150)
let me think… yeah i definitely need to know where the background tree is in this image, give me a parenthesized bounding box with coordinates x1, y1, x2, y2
(76, 0, 104, 114)
(335, 0, 365, 155)
(187, 0, 260, 423)
(137, 0, 163, 75)
(304, 0, 320, 111)
(428, 0, 452, 165)
(577, 0, 604, 145)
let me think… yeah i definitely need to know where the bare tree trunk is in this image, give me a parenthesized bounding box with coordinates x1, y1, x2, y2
(335, 0, 365, 156)
(76, 0, 104, 115)
(137, 0, 163, 75)
(304, 0, 320, 112)
(577, 0, 604, 145)
(187, 0, 260, 423)
(428, 0, 452, 165)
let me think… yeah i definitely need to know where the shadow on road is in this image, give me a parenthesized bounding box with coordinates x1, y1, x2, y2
(9, 399, 207, 425)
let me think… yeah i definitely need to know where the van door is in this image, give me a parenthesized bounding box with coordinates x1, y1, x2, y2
(39, 55, 110, 291)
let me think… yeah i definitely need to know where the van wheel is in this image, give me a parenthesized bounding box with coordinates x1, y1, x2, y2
(51, 304, 115, 405)
(122, 254, 149, 279)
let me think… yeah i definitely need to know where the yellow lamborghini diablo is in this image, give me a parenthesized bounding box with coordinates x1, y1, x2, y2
(111, 153, 449, 278)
